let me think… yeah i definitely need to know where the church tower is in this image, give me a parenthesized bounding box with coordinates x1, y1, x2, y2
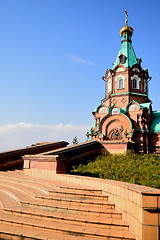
(103, 15, 151, 108)
(89, 11, 155, 153)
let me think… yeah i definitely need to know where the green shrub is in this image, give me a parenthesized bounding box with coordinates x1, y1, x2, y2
(71, 153, 160, 189)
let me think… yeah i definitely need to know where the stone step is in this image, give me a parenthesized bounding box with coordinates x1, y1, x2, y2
(0, 212, 135, 239)
(0, 221, 98, 240)
(4, 206, 129, 231)
(0, 188, 21, 209)
(0, 174, 102, 195)
(56, 185, 102, 194)
(36, 194, 114, 209)
(49, 189, 108, 200)
(0, 171, 136, 240)
(21, 199, 122, 218)
(0, 178, 110, 209)
(0, 178, 50, 196)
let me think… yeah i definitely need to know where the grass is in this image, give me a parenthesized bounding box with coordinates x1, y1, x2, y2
(71, 152, 160, 189)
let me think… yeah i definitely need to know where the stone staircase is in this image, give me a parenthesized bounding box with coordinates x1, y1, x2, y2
(0, 171, 136, 240)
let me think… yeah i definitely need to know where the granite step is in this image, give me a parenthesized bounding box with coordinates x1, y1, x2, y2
(4, 206, 129, 230)
(0, 212, 135, 239)
(21, 199, 122, 218)
(48, 189, 108, 200)
(35, 194, 114, 209)
(56, 185, 102, 194)
(0, 222, 98, 240)
(0, 171, 136, 240)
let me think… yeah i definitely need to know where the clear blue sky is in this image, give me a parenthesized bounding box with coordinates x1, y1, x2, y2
(0, 0, 159, 150)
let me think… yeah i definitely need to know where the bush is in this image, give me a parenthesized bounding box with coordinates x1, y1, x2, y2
(71, 153, 160, 189)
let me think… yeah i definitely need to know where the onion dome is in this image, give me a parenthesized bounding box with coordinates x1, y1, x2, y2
(120, 25, 134, 37)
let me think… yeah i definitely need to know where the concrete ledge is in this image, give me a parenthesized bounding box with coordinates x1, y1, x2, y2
(23, 169, 160, 240)
(23, 140, 108, 173)
(0, 141, 68, 170)
(100, 140, 134, 154)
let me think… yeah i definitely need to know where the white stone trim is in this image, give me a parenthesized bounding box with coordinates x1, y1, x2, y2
(132, 68, 140, 72)
(116, 67, 124, 72)
(115, 75, 125, 89)
(108, 79, 112, 93)
(131, 75, 141, 89)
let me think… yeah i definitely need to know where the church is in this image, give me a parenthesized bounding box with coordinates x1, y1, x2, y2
(89, 13, 160, 154)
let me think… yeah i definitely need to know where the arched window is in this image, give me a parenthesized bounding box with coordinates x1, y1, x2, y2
(108, 79, 112, 93)
(144, 79, 147, 93)
(117, 78, 124, 89)
(132, 79, 138, 89)
(116, 75, 125, 90)
(128, 103, 139, 112)
(119, 54, 126, 64)
(131, 75, 141, 90)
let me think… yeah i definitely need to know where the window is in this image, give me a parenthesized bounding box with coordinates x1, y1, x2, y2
(116, 75, 125, 90)
(144, 79, 147, 93)
(117, 78, 124, 89)
(132, 67, 140, 72)
(132, 79, 138, 89)
(116, 67, 124, 72)
(131, 75, 140, 90)
(108, 79, 112, 93)
(119, 54, 126, 64)
(99, 107, 107, 114)
(129, 104, 139, 111)
(112, 107, 120, 115)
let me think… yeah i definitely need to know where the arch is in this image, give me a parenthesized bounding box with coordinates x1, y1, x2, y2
(131, 75, 141, 89)
(99, 113, 133, 140)
(109, 128, 122, 140)
(116, 67, 125, 72)
(126, 100, 140, 112)
(108, 79, 112, 93)
(96, 104, 108, 114)
(115, 74, 125, 89)
(132, 67, 140, 72)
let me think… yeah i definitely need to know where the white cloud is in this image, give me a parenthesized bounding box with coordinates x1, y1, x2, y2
(0, 123, 90, 152)
(68, 54, 96, 65)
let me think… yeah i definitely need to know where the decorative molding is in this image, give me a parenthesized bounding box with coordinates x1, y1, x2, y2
(132, 67, 140, 72)
(99, 107, 107, 114)
(129, 103, 139, 111)
(116, 67, 124, 72)
(108, 79, 112, 93)
(112, 107, 120, 115)
(107, 71, 111, 77)
(115, 74, 125, 81)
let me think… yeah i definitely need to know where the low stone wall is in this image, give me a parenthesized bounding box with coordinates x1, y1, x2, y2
(100, 140, 134, 154)
(23, 140, 108, 173)
(0, 141, 68, 170)
(23, 169, 160, 240)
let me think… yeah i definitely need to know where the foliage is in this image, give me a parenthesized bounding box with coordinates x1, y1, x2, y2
(71, 152, 160, 189)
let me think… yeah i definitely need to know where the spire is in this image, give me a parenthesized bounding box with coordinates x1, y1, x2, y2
(112, 11, 139, 69)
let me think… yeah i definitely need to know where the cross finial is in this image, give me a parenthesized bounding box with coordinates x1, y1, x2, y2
(124, 10, 128, 25)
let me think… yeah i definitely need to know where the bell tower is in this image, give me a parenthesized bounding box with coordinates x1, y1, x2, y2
(102, 11, 151, 108)
(88, 11, 154, 153)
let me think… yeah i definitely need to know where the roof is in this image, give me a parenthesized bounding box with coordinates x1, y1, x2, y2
(112, 31, 138, 69)
(150, 111, 160, 132)
(140, 102, 152, 109)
